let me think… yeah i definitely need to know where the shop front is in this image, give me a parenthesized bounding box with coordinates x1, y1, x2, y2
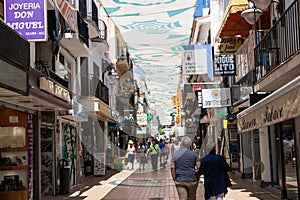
(237, 76, 300, 199)
(0, 21, 32, 200)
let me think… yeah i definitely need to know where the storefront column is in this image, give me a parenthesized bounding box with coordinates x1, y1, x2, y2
(259, 126, 271, 184)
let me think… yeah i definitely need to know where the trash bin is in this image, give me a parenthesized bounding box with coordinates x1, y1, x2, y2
(59, 159, 70, 195)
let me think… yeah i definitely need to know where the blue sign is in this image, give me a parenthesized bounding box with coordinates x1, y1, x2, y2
(73, 101, 88, 122)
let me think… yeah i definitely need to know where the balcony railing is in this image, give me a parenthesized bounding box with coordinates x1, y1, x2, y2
(90, 19, 107, 43)
(91, 78, 109, 105)
(254, 0, 300, 82)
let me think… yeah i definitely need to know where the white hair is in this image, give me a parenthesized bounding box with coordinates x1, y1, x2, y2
(181, 136, 192, 148)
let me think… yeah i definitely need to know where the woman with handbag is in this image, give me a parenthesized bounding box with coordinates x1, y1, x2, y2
(198, 146, 230, 200)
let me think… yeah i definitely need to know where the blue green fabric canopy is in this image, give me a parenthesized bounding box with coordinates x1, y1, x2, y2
(101, 0, 196, 124)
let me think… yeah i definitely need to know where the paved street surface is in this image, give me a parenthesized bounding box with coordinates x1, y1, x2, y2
(44, 162, 282, 200)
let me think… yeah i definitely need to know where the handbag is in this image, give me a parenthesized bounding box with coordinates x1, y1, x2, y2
(220, 156, 232, 187)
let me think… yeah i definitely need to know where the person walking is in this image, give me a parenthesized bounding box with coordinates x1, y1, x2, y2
(148, 139, 160, 171)
(126, 140, 136, 170)
(171, 139, 180, 157)
(158, 139, 166, 167)
(171, 136, 200, 200)
(198, 147, 230, 200)
(137, 143, 148, 171)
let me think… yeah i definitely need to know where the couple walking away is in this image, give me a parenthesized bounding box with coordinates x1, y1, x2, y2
(171, 136, 229, 200)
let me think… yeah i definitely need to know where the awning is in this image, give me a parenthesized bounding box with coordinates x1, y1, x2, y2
(217, 0, 271, 38)
(237, 76, 300, 133)
(51, 0, 78, 33)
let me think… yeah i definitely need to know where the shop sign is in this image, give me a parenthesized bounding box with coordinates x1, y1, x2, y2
(39, 77, 71, 102)
(215, 37, 245, 54)
(182, 44, 212, 76)
(214, 54, 236, 76)
(5, 0, 47, 41)
(137, 126, 147, 135)
(227, 115, 237, 129)
(196, 90, 202, 108)
(227, 120, 237, 129)
(192, 84, 204, 92)
(238, 85, 300, 133)
(94, 152, 105, 176)
(137, 113, 147, 126)
(202, 88, 231, 108)
(73, 100, 88, 122)
(215, 107, 227, 119)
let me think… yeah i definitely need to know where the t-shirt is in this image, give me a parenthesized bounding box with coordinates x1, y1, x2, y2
(149, 144, 159, 155)
(159, 142, 166, 154)
(171, 148, 200, 182)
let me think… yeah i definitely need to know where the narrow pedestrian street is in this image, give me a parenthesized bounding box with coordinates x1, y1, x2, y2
(45, 161, 282, 200)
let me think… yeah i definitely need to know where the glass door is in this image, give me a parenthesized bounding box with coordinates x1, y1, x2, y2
(282, 119, 297, 199)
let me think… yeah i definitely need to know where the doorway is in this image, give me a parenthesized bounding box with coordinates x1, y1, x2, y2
(277, 119, 298, 199)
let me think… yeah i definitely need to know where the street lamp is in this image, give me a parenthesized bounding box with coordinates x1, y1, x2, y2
(241, 1, 263, 45)
(241, 7, 263, 25)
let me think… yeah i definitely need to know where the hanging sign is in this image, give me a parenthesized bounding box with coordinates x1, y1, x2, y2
(214, 54, 236, 76)
(202, 88, 232, 108)
(5, 0, 47, 41)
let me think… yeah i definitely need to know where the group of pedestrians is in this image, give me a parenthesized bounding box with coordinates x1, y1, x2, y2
(124, 138, 172, 171)
(124, 136, 229, 200)
(171, 136, 230, 200)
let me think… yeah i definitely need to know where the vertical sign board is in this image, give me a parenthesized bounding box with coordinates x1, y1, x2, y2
(5, 0, 47, 41)
(192, 84, 204, 108)
(94, 152, 105, 176)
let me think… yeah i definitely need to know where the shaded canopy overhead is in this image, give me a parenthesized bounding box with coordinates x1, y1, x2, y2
(217, 0, 271, 38)
(101, 0, 196, 124)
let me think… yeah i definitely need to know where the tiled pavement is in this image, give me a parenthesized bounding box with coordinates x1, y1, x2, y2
(44, 162, 283, 200)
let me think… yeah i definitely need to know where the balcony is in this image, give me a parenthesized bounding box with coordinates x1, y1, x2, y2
(94, 79, 109, 105)
(90, 19, 109, 53)
(254, 0, 300, 92)
(60, 15, 89, 57)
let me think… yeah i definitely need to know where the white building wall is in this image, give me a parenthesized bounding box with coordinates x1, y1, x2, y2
(210, 0, 225, 53)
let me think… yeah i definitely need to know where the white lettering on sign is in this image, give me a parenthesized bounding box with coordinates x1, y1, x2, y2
(214, 55, 236, 76)
(8, 3, 41, 10)
(6, 21, 44, 30)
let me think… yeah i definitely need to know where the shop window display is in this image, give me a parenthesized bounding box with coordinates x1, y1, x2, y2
(0, 127, 28, 200)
